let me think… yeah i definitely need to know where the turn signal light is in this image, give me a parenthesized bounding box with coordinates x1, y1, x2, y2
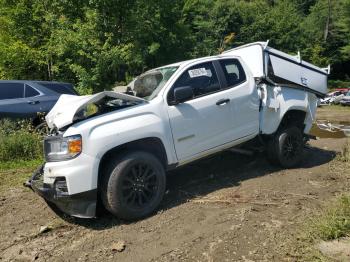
(69, 139, 82, 154)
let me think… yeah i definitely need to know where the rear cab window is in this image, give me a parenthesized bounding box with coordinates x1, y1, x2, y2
(38, 83, 77, 95)
(168, 61, 221, 103)
(219, 59, 246, 88)
(0, 83, 25, 100)
(25, 85, 40, 98)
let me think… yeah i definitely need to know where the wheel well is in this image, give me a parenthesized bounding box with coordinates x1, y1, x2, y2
(98, 137, 168, 176)
(279, 110, 306, 131)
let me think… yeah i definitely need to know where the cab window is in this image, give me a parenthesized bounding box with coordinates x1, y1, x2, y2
(168, 62, 220, 103)
(0, 83, 25, 100)
(219, 59, 246, 88)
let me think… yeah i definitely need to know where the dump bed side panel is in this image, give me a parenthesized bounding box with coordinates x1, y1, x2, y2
(267, 49, 328, 95)
(224, 42, 328, 96)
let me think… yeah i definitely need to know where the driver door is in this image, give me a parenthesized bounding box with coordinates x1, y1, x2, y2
(166, 61, 235, 161)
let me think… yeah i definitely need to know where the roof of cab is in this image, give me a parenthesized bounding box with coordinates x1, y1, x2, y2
(156, 53, 240, 71)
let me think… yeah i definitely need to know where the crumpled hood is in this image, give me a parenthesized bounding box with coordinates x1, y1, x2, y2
(46, 91, 145, 129)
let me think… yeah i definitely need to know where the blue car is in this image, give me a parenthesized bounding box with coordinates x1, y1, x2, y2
(0, 80, 78, 124)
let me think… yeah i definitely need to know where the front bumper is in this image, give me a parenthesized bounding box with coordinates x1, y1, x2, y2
(25, 165, 97, 218)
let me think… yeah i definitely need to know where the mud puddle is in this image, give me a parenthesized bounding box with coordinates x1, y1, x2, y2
(310, 120, 350, 138)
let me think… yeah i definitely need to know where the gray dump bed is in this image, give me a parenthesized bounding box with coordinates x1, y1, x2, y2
(224, 42, 329, 96)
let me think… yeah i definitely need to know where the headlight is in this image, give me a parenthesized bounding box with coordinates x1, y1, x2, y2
(44, 135, 82, 162)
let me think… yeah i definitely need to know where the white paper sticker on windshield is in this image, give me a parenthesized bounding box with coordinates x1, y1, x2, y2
(188, 68, 208, 78)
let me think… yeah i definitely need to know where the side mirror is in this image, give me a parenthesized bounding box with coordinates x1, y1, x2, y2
(174, 86, 193, 104)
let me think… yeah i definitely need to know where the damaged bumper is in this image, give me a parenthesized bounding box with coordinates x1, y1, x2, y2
(25, 165, 97, 218)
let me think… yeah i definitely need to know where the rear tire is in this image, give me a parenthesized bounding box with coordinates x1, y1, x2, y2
(267, 126, 304, 168)
(101, 151, 166, 220)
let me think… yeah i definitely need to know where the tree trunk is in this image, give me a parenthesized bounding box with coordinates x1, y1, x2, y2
(324, 0, 331, 41)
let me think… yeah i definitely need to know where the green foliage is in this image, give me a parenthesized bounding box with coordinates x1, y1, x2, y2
(339, 0, 350, 59)
(308, 195, 350, 240)
(328, 80, 350, 89)
(0, 119, 42, 162)
(0, 0, 349, 93)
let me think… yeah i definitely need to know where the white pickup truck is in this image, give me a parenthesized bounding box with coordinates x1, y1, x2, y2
(27, 42, 328, 220)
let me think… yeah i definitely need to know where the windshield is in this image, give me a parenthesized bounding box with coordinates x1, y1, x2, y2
(129, 66, 178, 100)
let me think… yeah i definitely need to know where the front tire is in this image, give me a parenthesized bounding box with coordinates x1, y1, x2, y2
(267, 126, 304, 168)
(101, 151, 166, 220)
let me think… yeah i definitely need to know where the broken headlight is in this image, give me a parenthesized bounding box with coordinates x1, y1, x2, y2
(44, 135, 82, 162)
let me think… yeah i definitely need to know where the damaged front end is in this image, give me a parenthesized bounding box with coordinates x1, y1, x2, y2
(24, 132, 98, 218)
(24, 92, 144, 218)
(25, 165, 97, 218)
(45, 91, 146, 130)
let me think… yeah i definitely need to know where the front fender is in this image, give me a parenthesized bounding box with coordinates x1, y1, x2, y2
(91, 113, 171, 158)
(62, 100, 178, 193)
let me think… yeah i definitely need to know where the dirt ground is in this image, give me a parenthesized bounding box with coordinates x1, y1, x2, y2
(316, 105, 350, 123)
(0, 107, 349, 262)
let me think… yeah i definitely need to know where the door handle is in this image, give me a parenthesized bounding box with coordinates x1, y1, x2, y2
(216, 98, 230, 106)
(27, 101, 40, 105)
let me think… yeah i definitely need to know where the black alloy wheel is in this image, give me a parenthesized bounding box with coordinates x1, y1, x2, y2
(267, 126, 304, 168)
(281, 133, 302, 162)
(101, 151, 166, 220)
(121, 163, 159, 210)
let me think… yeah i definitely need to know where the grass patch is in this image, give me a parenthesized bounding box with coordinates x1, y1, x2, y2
(0, 119, 44, 192)
(319, 104, 350, 111)
(0, 159, 42, 193)
(331, 104, 350, 111)
(0, 158, 43, 171)
(329, 140, 350, 179)
(339, 140, 350, 163)
(308, 195, 350, 241)
(0, 119, 43, 162)
(295, 195, 350, 261)
(291, 142, 350, 260)
(290, 195, 350, 261)
(309, 143, 350, 241)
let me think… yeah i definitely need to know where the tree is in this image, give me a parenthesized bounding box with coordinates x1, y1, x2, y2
(0, 0, 349, 92)
(301, 0, 350, 78)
